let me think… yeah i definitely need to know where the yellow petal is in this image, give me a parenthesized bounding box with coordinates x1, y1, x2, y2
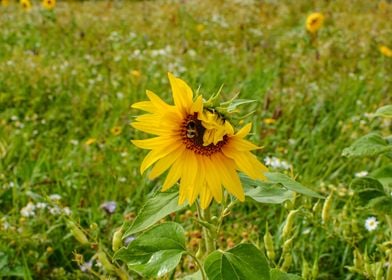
(132, 137, 174, 150)
(162, 158, 183, 192)
(140, 141, 182, 174)
(146, 90, 171, 111)
(168, 72, 193, 115)
(199, 186, 213, 209)
(204, 157, 223, 202)
(236, 123, 252, 138)
(179, 150, 199, 205)
(191, 95, 203, 114)
(132, 101, 156, 113)
(148, 146, 185, 179)
(214, 154, 244, 201)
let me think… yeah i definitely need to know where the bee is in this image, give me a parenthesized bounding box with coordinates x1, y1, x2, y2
(186, 120, 198, 139)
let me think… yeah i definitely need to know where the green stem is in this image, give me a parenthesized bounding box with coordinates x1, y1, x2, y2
(201, 206, 215, 254)
(188, 253, 207, 280)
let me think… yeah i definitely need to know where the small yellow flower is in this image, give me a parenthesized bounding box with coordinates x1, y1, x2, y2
(111, 126, 122, 136)
(42, 0, 56, 10)
(1, 0, 10, 7)
(20, 0, 32, 11)
(131, 70, 141, 78)
(379, 45, 392, 57)
(306, 12, 324, 34)
(196, 24, 205, 33)
(263, 118, 276, 125)
(85, 138, 97, 146)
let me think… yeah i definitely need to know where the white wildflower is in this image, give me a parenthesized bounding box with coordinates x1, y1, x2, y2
(20, 202, 36, 217)
(355, 171, 368, 178)
(49, 194, 62, 201)
(365, 217, 379, 232)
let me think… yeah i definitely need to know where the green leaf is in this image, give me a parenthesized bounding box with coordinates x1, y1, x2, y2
(367, 196, 392, 215)
(371, 165, 392, 189)
(342, 133, 392, 158)
(270, 268, 303, 280)
(350, 177, 385, 203)
(265, 172, 324, 199)
(123, 191, 186, 237)
(374, 105, 392, 118)
(114, 222, 186, 278)
(241, 174, 295, 204)
(204, 243, 270, 280)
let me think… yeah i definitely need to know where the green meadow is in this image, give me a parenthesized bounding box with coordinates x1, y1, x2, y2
(0, 0, 391, 279)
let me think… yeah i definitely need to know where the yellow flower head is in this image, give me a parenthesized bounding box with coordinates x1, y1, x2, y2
(20, 0, 32, 11)
(111, 126, 123, 136)
(42, 0, 56, 10)
(1, 0, 10, 7)
(131, 73, 268, 209)
(379, 45, 392, 57)
(306, 12, 324, 33)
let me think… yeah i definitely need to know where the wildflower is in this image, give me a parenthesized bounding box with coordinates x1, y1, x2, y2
(263, 118, 276, 125)
(63, 207, 72, 216)
(49, 194, 62, 201)
(306, 13, 324, 33)
(20, 202, 36, 217)
(264, 156, 291, 170)
(111, 126, 122, 136)
(365, 216, 379, 232)
(355, 171, 368, 177)
(49, 206, 61, 215)
(100, 201, 117, 214)
(42, 0, 55, 10)
(36, 202, 47, 209)
(20, 0, 32, 11)
(79, 260, 93, 272)
(131, 73, 268, 209)
(131, 70, 141, 78)
(196, 24, 205, 33)
(379, 45, 392, 57)
(85, 138, 96, 146)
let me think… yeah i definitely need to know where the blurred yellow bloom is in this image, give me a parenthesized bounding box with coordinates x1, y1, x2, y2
(378, 0, 389, 12)
(306, 13, 324, 33)
(85, 138, 97, 146)
(379, 45, 392, 57)
(111, 126, 122, 136)
(196, 24, 205, 33)
(42, 0, 56, 10)
(263, 118, 276, 125)
(1, 0, 10, 7)
(131, 70, 141, 78)
(20, 0, 32, 11)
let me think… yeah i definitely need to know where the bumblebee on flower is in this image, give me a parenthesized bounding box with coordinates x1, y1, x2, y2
(131, 73, 268, 209)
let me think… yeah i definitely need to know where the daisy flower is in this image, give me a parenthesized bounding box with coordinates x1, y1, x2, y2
(131, 73, 268, 209)
(365, 216, 379, 232)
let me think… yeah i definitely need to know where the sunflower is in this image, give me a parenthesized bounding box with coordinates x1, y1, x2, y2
(1, 0, 10, 7)
(306, 12, 324, 34)
(379, 45, 392, 57)
(131, 73, 268, 209)
(20, 0, 32, 11)
(42, 0, 56, 10)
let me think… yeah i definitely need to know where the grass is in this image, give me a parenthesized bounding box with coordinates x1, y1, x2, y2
(0, 0, 391, 279)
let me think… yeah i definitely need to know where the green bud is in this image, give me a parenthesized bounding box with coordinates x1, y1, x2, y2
(112, 227, 123, 252)
(281, 253, 292, 272)
(282, 210, 299, 240)
(263, 224, 275, 261)
(67, 221, 89, 245)
(322, 191, 334, 224)
(312, 259, 319, 279)
(97, 251, 116, 272)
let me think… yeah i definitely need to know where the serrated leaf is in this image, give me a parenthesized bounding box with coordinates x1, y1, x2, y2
(204, 243, 270, 280)
(270, 268, 303, 280)
(241, 174, 294, 204)
(265, 172, 324, 199)
(367, 196, 392, 215)
(374, 105, 392, 118)
(350, 177, 385, 203)
(123, 191, 186, 237)
(114, 222, 186, 278)
(342, 133, 392, 158)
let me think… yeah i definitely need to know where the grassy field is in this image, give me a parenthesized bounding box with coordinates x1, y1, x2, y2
(0, 0, 391, 279)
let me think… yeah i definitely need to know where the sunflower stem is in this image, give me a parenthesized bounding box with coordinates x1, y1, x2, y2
(200, 206, 215, 255)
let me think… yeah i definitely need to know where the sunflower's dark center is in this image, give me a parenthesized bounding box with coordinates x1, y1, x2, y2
(181, 113, 228, 156)
(311, 18, 318, 25)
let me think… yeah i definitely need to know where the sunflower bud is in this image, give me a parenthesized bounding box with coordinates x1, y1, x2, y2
(112, 227, 123, 252)
(263, 224, 275, 261)
(67, 221, 89, 245)
(282, 210, 298, 240)
(282, 236, 294, 255)
(322, 191, 334, 224)
(301, 258, 310, 279)
(312, 259, 319, 279)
